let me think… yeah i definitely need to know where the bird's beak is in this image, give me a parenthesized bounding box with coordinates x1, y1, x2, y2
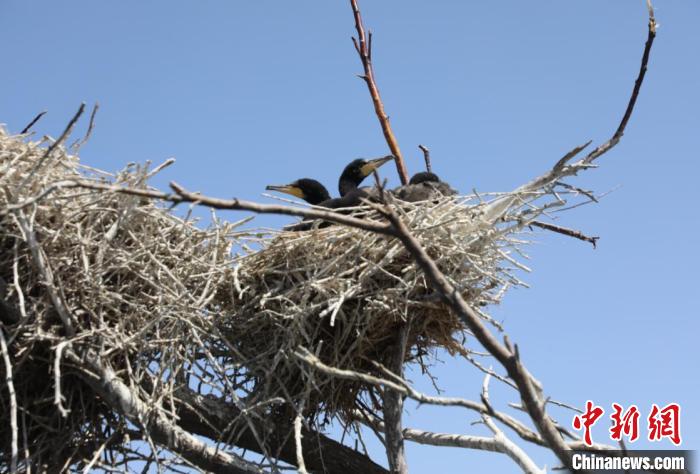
(360, 155, 394, 177)
(265, 184, 305, 199)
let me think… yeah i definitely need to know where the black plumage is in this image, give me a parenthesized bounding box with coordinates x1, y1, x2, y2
(266, 179, 331, 205)
(337, 155, 393, 197)
(269, 156, 457, 231)
(409, 171, 441, 185)
(309, 155, 393, 209)
(392, 171, 457, 202)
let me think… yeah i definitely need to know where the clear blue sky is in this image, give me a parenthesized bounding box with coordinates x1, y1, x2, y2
(2, 1, 698, 472)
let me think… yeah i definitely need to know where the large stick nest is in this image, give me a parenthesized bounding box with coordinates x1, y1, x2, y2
(220, 195, 525, 423)
(0, 128, 240, 469)
(0, 126, 579, 469)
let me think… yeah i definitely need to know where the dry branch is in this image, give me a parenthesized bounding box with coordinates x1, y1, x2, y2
(19, 111, 47, 135)
(380, 322, 408, 474)
(418, 145, 432, 173)
(350, 0, 409, 185)
(69, 349, 264, 474)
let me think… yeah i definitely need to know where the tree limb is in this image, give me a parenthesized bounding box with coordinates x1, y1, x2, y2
(349, 0, 409, 185)
(382, 322, 409, 473)
(174, 387, 389, 474)
(68, 349, 267, 474)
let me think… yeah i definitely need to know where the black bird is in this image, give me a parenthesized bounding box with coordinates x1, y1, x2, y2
(409, 171, 441, 185)
(338, 155, 394, 197)
(269, 155, 393, 231)
(265, 179, 331, 205)
(308, 155, 394, 210)
(393, 171, 457, 202)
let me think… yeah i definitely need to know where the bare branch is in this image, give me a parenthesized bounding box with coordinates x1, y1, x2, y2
(358, 410, 503, 453)
(529, 220, 599, 248)
(382, 322, 409, 474)
(0, 327, 18, 473)
(482, 374, 544, 474)
(71, 102, 100, 151)
(174, 387, 389, 474)
(13, 211, 75, 335)
(381, 203, 576, 469)
(19, 103, 85, 189)
(20, 110, 47, 135)
(349, 0, 409, 184)
(297, 348, 552, 450)
(14, 179, 395, 236)
(418, 144, 432, 173)
(583, 1, 656, 164)
(68, 349, 266, 474)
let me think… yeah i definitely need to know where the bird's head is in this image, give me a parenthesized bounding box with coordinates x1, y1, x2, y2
(339, 155, 394, 196)
(266, 178, 331, 205)
(409, 171, 441, 185)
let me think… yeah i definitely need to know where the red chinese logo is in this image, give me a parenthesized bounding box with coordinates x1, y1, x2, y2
(648, 403, 681, 446)
(572, 402, 682, 446)
(572, 400, 604, 447)
(610, 403, 640, 442)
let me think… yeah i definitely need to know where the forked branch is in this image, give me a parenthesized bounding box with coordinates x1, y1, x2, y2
(350, 0, 410, 185)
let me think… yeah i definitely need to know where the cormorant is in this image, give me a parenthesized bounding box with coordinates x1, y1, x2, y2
(338, 155, 394, 197)
(267, 155, 396, 231)
(409, 171, 441, 185)
(265, 179, 331, 205)
(309, 155, 393, 209)
(392, 171, 457, 202)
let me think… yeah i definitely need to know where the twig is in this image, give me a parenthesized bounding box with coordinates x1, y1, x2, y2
(20, 103, 85, 189)
(14, 211, 75, 335)
(20, 110, 47, 135)
(482, 413, 544, 474)
(296, 348, 549, 449)
(68, 348, 266, 474)
(54, 341, 71, 417)
(349, 0, 409, 185)
(294, 413, 308, 474)
(554, 181, 598, 203)
(0, 327, 19, 473)
(81, 430, 118, 474)
(583, 0, 656, 165)
(481, 374, 545, 474)
(358, 409, 614, 471)
(529, 220, 599, 248)
(552, 141, 591, 173)
(418, 145, 432, 173)
(357, 410, 503, 453)
(49, 179, 395, 236)
(175, 386, 388, 474)
(71, 102, 100, 151)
